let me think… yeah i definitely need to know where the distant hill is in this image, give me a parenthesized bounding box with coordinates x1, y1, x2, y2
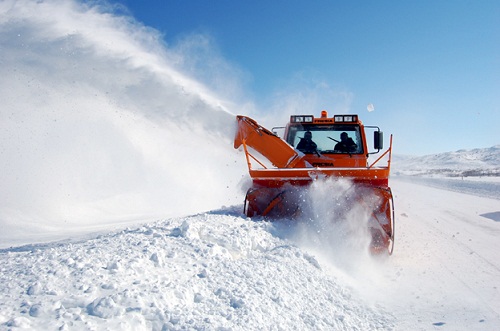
(392, 145, 500, 177)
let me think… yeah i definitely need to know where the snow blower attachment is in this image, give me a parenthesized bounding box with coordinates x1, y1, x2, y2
(234, 111, 395, 254)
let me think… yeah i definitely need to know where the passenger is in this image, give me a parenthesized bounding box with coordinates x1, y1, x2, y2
(296, 131, 317, 153)
(334, 132, 357, 153)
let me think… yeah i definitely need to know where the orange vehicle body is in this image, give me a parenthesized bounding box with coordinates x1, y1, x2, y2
(234, 111, 395, 254)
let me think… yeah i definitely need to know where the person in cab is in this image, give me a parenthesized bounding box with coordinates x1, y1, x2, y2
(334, 132, 357, 153)
(296, 131, 317, 153)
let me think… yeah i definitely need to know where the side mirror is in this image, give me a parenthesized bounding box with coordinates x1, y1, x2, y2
(374, 131, 383, 150)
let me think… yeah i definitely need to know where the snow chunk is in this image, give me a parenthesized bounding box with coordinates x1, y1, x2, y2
(28, 304, 42, 317)
(27, 282, 42, 296)
(87, 297, 124, 319)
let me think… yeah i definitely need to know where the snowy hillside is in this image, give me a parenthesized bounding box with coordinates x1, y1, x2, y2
(391, 146, 500, 200)
(392, 145, 500, 177)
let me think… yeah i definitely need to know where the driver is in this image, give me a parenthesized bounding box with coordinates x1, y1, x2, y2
(296, 131, 317, 153)
(334, 132, 357, 153)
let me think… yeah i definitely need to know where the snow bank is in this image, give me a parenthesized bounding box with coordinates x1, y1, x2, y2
(0, 212, 393, 330)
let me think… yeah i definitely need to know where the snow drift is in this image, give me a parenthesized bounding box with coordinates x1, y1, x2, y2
(0, 213, 393, 330)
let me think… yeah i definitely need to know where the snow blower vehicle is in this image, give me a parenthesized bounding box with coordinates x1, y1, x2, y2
(234, 111, 395, 254)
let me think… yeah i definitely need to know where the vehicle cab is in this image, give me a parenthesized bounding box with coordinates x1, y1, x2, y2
(281, 111, 378, 168)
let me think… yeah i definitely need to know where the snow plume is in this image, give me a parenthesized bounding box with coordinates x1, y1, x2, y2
(0, 0, 247, 247)
(268, 178, 392, 303)
(272, 178, 379, 273)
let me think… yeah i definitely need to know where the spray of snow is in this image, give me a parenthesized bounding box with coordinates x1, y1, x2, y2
(270, 178, 384, 278)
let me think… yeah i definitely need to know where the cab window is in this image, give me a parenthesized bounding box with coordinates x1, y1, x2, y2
(287, 125, 364, 154)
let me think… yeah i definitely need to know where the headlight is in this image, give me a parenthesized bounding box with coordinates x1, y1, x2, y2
(334, 115, 358, 123)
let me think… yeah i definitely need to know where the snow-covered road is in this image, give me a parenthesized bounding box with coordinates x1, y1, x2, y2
(375, 178, 500, 330)
(1, 178, 499, 330)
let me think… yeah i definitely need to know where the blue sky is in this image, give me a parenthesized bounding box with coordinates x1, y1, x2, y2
(113, 0, 499, 155)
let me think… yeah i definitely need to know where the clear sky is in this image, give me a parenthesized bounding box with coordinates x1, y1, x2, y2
(113, 0, 499, 155)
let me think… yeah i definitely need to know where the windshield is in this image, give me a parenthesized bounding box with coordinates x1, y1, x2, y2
(287, 124, 364, 154)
